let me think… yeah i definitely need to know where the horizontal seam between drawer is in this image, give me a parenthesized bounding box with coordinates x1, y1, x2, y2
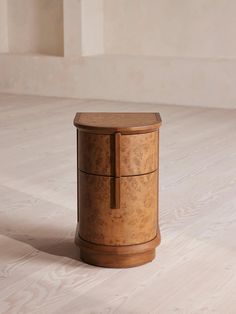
(79, 169, 158, 178)
(78, 129, 159, 135)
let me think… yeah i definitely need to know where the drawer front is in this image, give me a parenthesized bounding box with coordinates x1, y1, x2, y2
(120, 131, 158, 175)
(79, 171, 158, 246)
(79, 131, 158, 176)
(79, 132, 112, 176)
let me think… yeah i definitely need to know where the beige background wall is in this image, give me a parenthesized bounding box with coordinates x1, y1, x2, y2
(7, 0, 64, 56)
(0, 0, 235, 108)
(63, 0, 81, 57)
(81, 0, 104, 56)
(0, 0, 8, 52)
(104, 0, 236, 59)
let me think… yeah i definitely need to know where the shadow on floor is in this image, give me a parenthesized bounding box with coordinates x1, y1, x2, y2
(0, 215, 82, 263)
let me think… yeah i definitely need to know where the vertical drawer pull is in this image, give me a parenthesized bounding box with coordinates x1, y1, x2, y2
(114, 132, 121, 208)
(114, 132, 121, 177)
(114, 177, 120, 209)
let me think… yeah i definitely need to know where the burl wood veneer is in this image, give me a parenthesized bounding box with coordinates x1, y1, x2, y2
(74, 113, 162, 268)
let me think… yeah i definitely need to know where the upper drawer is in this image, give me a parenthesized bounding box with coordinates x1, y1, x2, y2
(79, 130, 158, 176)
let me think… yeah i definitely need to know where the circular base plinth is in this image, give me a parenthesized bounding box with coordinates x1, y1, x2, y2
(75, 232, 160, 268)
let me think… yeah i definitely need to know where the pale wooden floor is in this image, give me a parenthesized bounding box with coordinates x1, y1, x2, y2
(0, 94, 236, 314)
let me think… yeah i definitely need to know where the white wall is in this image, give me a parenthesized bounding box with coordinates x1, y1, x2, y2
(0, 0, 8, 52)
(63, 0, 81, 57)
(104, 0, 236, 59)
(0, 0, 236, 108)
(81, 0, 104, 55)
(63, 0, 104, 57)
(7, 0, 64, 55)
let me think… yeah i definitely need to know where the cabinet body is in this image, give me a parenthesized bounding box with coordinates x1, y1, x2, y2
(74, 113, 161, 268)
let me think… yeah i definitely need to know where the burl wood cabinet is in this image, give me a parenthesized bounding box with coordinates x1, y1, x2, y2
(74, 113, 162, 268)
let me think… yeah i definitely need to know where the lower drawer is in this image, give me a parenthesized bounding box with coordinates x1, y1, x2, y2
(79, 171, 158, 246)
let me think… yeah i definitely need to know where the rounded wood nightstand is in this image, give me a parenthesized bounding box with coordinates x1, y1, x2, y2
(74, 113, 162, 268)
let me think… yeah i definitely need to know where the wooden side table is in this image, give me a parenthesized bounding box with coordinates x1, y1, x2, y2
(74, 113, 162, 268)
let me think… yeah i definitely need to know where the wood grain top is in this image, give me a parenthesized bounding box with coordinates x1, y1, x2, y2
(74, 112, 161, 134)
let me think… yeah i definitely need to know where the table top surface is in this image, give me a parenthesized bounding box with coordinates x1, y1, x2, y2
(74, 112, 161, 134)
